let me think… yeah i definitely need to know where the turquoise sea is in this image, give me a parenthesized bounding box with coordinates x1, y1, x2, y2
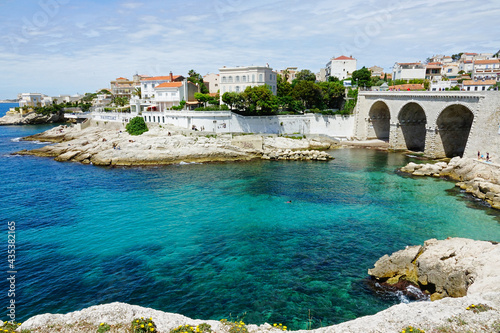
(1, 103, 499, 329)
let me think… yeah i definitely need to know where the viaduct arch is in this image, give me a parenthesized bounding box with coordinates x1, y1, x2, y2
(355, 91, 500, 159)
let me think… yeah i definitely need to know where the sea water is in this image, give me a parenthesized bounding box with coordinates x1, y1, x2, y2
(0, 103, 499, 329)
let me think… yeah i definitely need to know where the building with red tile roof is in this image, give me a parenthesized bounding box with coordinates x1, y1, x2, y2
(325, 55, 357, 80)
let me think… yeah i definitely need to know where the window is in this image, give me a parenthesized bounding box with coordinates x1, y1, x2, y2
(252, 74, 255, 82)
(228, 76, 233, 83)
(242, 76, 246, 82)
(222, 76, 227, 83)
(162, 117, 165, 123)
(259, 74, 263, 82)
(236, 76, 240, 82)
(236, 86, 240, 92)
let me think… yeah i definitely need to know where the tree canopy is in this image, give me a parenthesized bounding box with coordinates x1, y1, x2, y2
(351, 67, 372, 88)
(294, 69, 316, 82)
(126, 116, 148, 135)
(187, 69, 209, 94)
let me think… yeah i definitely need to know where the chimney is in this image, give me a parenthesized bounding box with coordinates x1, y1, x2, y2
(170, 71, 174, 81)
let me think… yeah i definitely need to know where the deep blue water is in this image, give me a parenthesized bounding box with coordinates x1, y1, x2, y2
(1, 102, 499, 329)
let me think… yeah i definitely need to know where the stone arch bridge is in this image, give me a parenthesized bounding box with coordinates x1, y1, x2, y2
(354, 91, 500, 159)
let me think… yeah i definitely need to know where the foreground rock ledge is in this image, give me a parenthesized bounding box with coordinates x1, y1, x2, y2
(15, 123, 336, 166)
(17, 238, 500, 333)
(401, 157, 500, 210)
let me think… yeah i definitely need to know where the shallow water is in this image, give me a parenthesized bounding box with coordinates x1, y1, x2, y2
(0, 103, 499, 329)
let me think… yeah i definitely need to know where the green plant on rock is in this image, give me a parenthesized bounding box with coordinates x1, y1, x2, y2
(220, 319, 248, 333)
(126, 116, 149, 136)
(131, 317, 157, 332)
(272, 323, 288, 331)
(401, 326, 425, 333)
(97, 322, 111, 332)
(169, 323, 213, 333)
(1, 321, 23, 332)
(466, 303, 493, 313)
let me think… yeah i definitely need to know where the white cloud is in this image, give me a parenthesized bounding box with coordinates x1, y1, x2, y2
(122, 2, 143, 9)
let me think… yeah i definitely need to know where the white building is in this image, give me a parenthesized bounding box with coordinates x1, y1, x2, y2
(203, 73, 220, 94)
(430, 81, 452, 91)
(392, 62, 426, 81)
(462, 79, 497, 91)
(219, 65, 277, 100)
(140, 73, 184, 99)
(18, 93, 44, 107)
(472, 59, 500, 82)
(325, 55, 357, 81)
(153, 80, 199, 111)
(442, 62, 460, 78)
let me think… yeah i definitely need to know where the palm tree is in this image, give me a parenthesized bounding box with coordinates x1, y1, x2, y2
(132, 87, 142, 98)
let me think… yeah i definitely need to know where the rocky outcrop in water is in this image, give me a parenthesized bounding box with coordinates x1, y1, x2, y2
(0, 111, 64, 125)
(16, 238, 500, 333)
(15, 124, 334, 166)
(401, 157, 500, 210)
(368, 238, 500, 301)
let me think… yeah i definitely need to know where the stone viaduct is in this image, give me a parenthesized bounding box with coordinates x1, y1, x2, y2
(354, 91, 500, 160)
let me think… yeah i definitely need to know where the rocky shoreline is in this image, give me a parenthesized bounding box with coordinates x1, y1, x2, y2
(14, 123, 336, 166)
(13, 238, 500, 333)
(401, 157, 500, 210)
(0, 110, 65, 125)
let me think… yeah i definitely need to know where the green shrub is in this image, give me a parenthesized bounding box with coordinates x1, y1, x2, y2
(97, 322, 111, 332)
(220, 319, 247, 333)
(1, 321, 22, 332)
(466, 303, 493, 313)
(131, 317, 157, 332)
(169, 323, 212, 333)
(401, 326, 425, 333)
(126, 116, 149, 136)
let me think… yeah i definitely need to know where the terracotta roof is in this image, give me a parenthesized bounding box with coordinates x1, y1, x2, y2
(397, 62, 421, 65)
(334, 55, 355, 61)
(426, 65, 443, 69)
(474, 59, 500, 64)
(389, 84, 425, 90)
(155, 82, 183, 88)
(427, 62, 443, 66)
(462, 80, 497, 86)
(465, 53, 477, 55)
(116, 77, 128, 80)
(142, 75, 182, 81)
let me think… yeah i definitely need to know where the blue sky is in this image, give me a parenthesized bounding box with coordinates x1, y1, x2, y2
(0, 0, 498, 99)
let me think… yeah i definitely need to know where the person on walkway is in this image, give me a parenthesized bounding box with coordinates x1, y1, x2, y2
(486, 152, 490, 162)
(478, 151, 481, 160)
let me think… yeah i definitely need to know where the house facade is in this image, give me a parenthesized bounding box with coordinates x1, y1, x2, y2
(153, 80, 199, 111)
(277, 67, 298, 83)
(18, 93, 44, 107)
(140, 73, 184, 99)
(462, 79, 497, 91)
(110, 77, 137, 99)
(392, 62, 426, 80)
(218, 65, 277, 99)
(325, 55, 357, 81)
(203, 73, 220, 94)
(472, 59, 500, 82)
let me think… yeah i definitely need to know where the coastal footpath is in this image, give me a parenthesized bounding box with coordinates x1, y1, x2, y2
(15, 122, 336, 165)
(401, 157, 500, 210)
(14, 238, 500, 333)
